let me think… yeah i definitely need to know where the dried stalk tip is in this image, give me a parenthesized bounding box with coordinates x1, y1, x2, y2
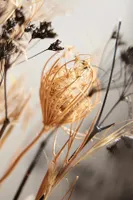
(40, 50, 100, 128)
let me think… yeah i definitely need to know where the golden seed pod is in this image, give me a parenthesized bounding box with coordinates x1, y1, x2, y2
(40, 50, 100, 128)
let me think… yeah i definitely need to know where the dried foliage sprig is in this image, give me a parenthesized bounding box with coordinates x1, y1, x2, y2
(0, 49, 99, 186)
(13, 21, 132, 200)
(19, 39, 64, 64)
(88, 22, 133, 124)
(0, 0, 64, 139)
(33, 22, 122, 199)
(0, 2, 133, 200)
(21, 21, 133, 200)
(0, 0, 60, 75)
(35, 120, 133, 200)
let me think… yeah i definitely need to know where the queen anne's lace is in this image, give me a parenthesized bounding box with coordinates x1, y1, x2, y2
(40, 49, 100, 127)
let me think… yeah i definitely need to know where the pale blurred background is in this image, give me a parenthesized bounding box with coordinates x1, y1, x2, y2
(0, 0, 133, 199)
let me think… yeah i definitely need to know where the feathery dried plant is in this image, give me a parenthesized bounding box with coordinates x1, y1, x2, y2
(0, 49, 100, 185)
(0, 0, 63, 65)
(40, 49, 100, 127)
(0, 2, 133, 200)
(35, 120, 133, 200)
(0, 0, 65, 140)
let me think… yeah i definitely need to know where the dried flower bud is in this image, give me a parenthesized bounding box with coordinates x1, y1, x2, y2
(48, 39, 64, 51)
(40, 50, 100, 127)
(32, 21, 57, 39)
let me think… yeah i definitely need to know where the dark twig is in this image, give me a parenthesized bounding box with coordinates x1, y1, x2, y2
(19, 40, 64, 65)
(68, 21, 122, 158)
(0, 72, 4, 86)
(99, 99, 120, 126)
(95, 22, 121, 128)
(14, 117, 70, 200)
(13, 128, 58, 200)
(13, 105, 75, 200)
(13, 138, 50, 200)
(0, 62, 10, 138)
(85, 21, 121, 142)
(4, 66, 8, 119)
(99, 71, 133, 126)
(68, 22, 121, 162)
(19, 49, 48, 65)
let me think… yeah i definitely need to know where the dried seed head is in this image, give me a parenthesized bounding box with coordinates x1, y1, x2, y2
(40, 49, 100, 127)
(0, 0, 64, 65)
(121, 47, 133, 66)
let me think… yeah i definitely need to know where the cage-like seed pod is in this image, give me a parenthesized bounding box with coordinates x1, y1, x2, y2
(40, 50, 100, 128)
(0, 51, 100, 184)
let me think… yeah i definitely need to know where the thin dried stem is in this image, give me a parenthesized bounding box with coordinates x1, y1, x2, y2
(13, 130, 54, 200)
(61, 176, 79, 200)
(0, 127, 46, 183)
(0, 62, 10, 138)
(0, 95, 31, 149)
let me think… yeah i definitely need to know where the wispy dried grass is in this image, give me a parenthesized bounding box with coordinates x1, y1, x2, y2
(35, 120, 133, 200)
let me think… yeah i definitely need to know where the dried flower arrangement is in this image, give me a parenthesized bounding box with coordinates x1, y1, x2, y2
(0, 1, 133, 200)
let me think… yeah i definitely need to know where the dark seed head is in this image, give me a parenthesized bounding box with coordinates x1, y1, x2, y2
(48, 39, 64, 51)
(15, 7, 25, 25)
(120, 47, 133, 65)
(32, 21, 57, 39)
